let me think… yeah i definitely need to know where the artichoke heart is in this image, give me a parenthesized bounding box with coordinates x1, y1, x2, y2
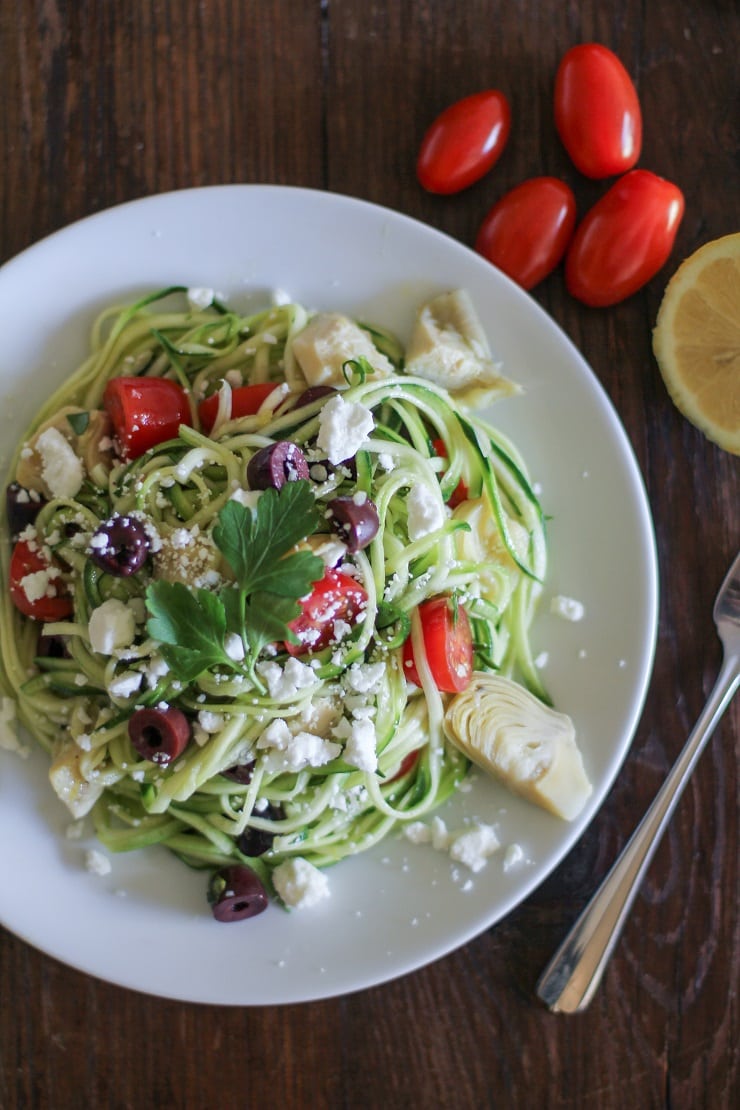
(404, 289, 520, 402)
(444, 673, 592, 820)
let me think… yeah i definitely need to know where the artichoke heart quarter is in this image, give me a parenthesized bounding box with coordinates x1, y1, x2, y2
(444, 673, 592, 821)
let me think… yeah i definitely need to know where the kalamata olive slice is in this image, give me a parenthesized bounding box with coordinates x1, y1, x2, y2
(236, 803, 285, 856)
(292, 385, 337, 409)
(6, 483, 45, 537)
(221, 759, 256, 784)
(128, 706, 192, 765)
(327, 495, 380, 552)
(246, 441, 309, 490)
(89, 516, 150, 577)
(208, 865, 269, 922)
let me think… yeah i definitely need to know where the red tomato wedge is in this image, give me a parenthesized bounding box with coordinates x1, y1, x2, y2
(554, 44, 642, 179)
(9, 539, 73, 621)
(475, 177, 577, 290)
(285, 569, 368, 656)
(103, 377, 192, 460)
(416, 90, 511, 195)
(402, 597, 473, 694)
(432, 438, 468, 507)
(565, 170, 685, 307)
(198, 382, 278, 434)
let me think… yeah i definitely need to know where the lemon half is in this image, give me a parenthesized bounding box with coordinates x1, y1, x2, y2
(653, 233, 740, 455)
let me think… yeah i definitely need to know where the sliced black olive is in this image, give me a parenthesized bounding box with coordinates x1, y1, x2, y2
(236, 803, 285, 857)
(128, 706, 191, 765)
(6, 483, 45, 538)
(246, 441, 309, 490)
(208, 865, 269, 922)
(89, 516, 150, 577)
(327, 495, 380, 552)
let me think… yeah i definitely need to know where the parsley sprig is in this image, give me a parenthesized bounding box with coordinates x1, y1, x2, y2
(145, 481, 324, 685)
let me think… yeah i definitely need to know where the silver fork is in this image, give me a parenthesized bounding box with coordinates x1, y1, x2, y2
(537, 550, 740, 1013)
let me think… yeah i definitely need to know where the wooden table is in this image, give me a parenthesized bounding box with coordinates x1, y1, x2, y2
(1, 3, 737, 1107)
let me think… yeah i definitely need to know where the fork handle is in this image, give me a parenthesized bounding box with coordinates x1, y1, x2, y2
(536, 650, 740, 1013)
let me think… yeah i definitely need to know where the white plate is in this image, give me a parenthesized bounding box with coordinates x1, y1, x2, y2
(0, 186, 658, 1004)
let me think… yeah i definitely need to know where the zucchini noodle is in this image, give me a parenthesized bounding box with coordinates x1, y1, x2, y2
(0, 287, 548, 912)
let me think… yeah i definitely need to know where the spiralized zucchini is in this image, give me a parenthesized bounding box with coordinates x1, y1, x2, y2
(0, 287, 547, 906)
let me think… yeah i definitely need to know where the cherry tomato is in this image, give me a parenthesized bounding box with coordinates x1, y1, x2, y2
(402, 596, 473, 694)
(9, 538, 73, 621)
(565, 170, 685, 307)
(416, 90, 511, 195)
(554, 44, 642, 179)
(198, 382, 278, 434)
(285, 569, 368, 655)
(103, 377, 192, 459)
(388, 749, 421, 783)
(432, 438, 468, 507)
(475, 177, 577, 290)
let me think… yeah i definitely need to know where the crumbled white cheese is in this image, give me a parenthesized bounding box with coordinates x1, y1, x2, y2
(0, 697, 30, 758)
(85, 848, 111, 877)
(316, 394, 375, 464)
(271, 288, 292, 306)
(336, 716, 378, 773)
(107, 671, 143, 699)
(503, 843, 525, 872)
(403, 821, 433, 845)
(187, 287, 214, 310)
(272, 857, 330, 908)
(345, 661, 386, 695)
(256, 718, 340, 773)
(19, 565, 61, 603)
(35, 426, 84, 498)
(448, 824, 500, 873)
(256, 657, 317, 700)
(88, 599, 136, 655)
(197, 710, 226, 733)
(224, 633, 245, 662)
(550, 595, 585, 622)
(407, 482, 446, 541)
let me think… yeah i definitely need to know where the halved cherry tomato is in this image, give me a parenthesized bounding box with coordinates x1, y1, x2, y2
(388, 749, 421, 783)
(198, 382, 278, 434)
(475, 177, 577, 290)
(416, 90, 511, 195)
(432, 439, 468, 508)
(554, 44, 642, 179)
(285, 569, 368, 655)
(103, 377, 192, 459)
(565, 170, 685, 307)
(9, 539, 73, 621)
(402, 596, 473, 694)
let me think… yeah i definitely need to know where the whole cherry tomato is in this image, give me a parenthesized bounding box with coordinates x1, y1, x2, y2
(9, 538, 73, 621)
(565, 170, 685, 307)
(402, 596, 473, 694)
(285, 569, 368, 655)
(198, 382, 277, 434)
(416, 90, 511, 195)
(104, 377, 192, 459)
(474, 177, 577, 290)
(554, 44, 642, 179)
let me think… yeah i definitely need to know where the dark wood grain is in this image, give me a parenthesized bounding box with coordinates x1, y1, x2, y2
(0, 2, 738, 1108)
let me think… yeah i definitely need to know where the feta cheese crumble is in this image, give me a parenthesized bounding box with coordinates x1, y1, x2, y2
(88, 599, 136, 655)
(550, 595, 586, 622)
(35, 426, 84, 498)
(407, 482, 446, 541)
(272, 857, 330, 908)
(316, 394, 375, 464)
